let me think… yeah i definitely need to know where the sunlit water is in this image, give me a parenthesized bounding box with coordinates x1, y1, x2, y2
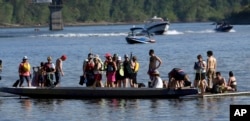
(0, 23, 250, 121)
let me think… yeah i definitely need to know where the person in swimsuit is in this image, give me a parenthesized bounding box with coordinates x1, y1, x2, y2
(206, 50, 217, 89)
(147, 49, 162, 82)
(227, 71, 237, 91)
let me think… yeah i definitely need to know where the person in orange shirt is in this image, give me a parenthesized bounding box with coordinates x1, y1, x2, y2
(18, 56, 31, 87)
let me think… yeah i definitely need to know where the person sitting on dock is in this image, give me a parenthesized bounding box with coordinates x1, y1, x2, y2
(227, 71, 237, 91)
(168, 68, 191, 89)
(211, 72, 227, 93)
(149, 70, 163, 88)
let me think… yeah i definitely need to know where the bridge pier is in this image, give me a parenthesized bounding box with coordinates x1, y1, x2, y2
(48, 1, 63, 31)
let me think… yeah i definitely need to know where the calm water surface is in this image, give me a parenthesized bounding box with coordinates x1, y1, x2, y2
(0, 23, 250, 121)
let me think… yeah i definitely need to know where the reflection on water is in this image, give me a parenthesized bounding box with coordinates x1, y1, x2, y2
(0, 97, 248, 121)
(20, 99, 32, 112)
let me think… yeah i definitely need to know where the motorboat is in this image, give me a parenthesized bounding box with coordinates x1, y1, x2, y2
(125, 27, 156, 44)
(215, 22, 233, 32)
(144, 16, 170, 35)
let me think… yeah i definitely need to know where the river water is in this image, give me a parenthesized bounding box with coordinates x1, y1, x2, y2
(0, 23, 250, 121)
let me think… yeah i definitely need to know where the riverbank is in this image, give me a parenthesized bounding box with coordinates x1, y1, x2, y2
(0, 21, 143, 29)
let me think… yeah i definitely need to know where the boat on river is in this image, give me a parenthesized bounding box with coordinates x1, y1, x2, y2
(144, 16, 170, 35)
(0, 87, 198, 99)
(126, 27, 155, 44)
(214, 22, 233, 32)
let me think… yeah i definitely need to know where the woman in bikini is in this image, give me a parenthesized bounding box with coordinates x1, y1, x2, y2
(227, 71, 237, 91)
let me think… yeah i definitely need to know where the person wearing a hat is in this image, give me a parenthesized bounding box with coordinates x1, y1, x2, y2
(123, 54, 133, 87)
(54, 54, 67, 87)
(18, 56, 32, 87)
(115, 56, 125, 87)
(150, 70, 163, 88)
(82, 53, 95, 87)
(105, 53, 117, 87)
(130, 56, 140, 88)
(92, 55, 104, 87)
(44, 56, 56, 87)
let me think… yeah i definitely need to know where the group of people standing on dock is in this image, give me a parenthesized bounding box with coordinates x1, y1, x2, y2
(15, 55, 67, 87)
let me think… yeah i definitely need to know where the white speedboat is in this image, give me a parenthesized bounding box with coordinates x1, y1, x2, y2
(144, 16, 170, 35)
(125, 27, 155, 44)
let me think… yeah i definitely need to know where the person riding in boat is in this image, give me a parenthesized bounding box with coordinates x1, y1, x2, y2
(115, 56, 125, 87)
(227, 71, 237, 91)
(130, 56, 140, 88)
(123, 54, 133, 88)
(211, 72, 227, 93)
(194, 54, 207, 94)
(92, 55, 104, 87)
(44, 56, 56, 87)
(150, 70, 163, 88)
(18, 56, 32, 87)
(83, 53, 95, 87)
(147, 49, 162, 82)
(105, 53, 117, 87)
(54, 54, 67, 87)
(168, 68, 191, 89)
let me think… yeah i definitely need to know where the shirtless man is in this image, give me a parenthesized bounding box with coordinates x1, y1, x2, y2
(212, 72, 227, 93)
(54, 55, 67, 87)
(147, 49, 162, 82)
(206, 50, 217, 89)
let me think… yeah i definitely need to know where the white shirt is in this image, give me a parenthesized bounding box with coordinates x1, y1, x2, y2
(152, 76, 163, 88)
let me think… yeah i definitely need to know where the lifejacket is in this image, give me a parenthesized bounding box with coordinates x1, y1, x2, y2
(134, 61, 139, 73)
(22, 62, 30, 72)
(45, 62, 54, 73)
(85, 61, 94, 71)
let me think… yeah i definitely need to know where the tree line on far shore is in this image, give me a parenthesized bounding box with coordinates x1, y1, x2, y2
(0, 0, 250, 27)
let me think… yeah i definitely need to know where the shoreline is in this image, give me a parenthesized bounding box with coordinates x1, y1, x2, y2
(0, 22, 144, 29)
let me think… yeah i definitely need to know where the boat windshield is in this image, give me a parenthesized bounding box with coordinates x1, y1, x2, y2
(145, 16, 164, 23)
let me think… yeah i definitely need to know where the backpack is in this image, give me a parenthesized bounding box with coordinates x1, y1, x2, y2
(194, 62, 200, 70)
(119, 65, 124, 76)
(107, 62, 115, 72)
(134, 62, 139, 73)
